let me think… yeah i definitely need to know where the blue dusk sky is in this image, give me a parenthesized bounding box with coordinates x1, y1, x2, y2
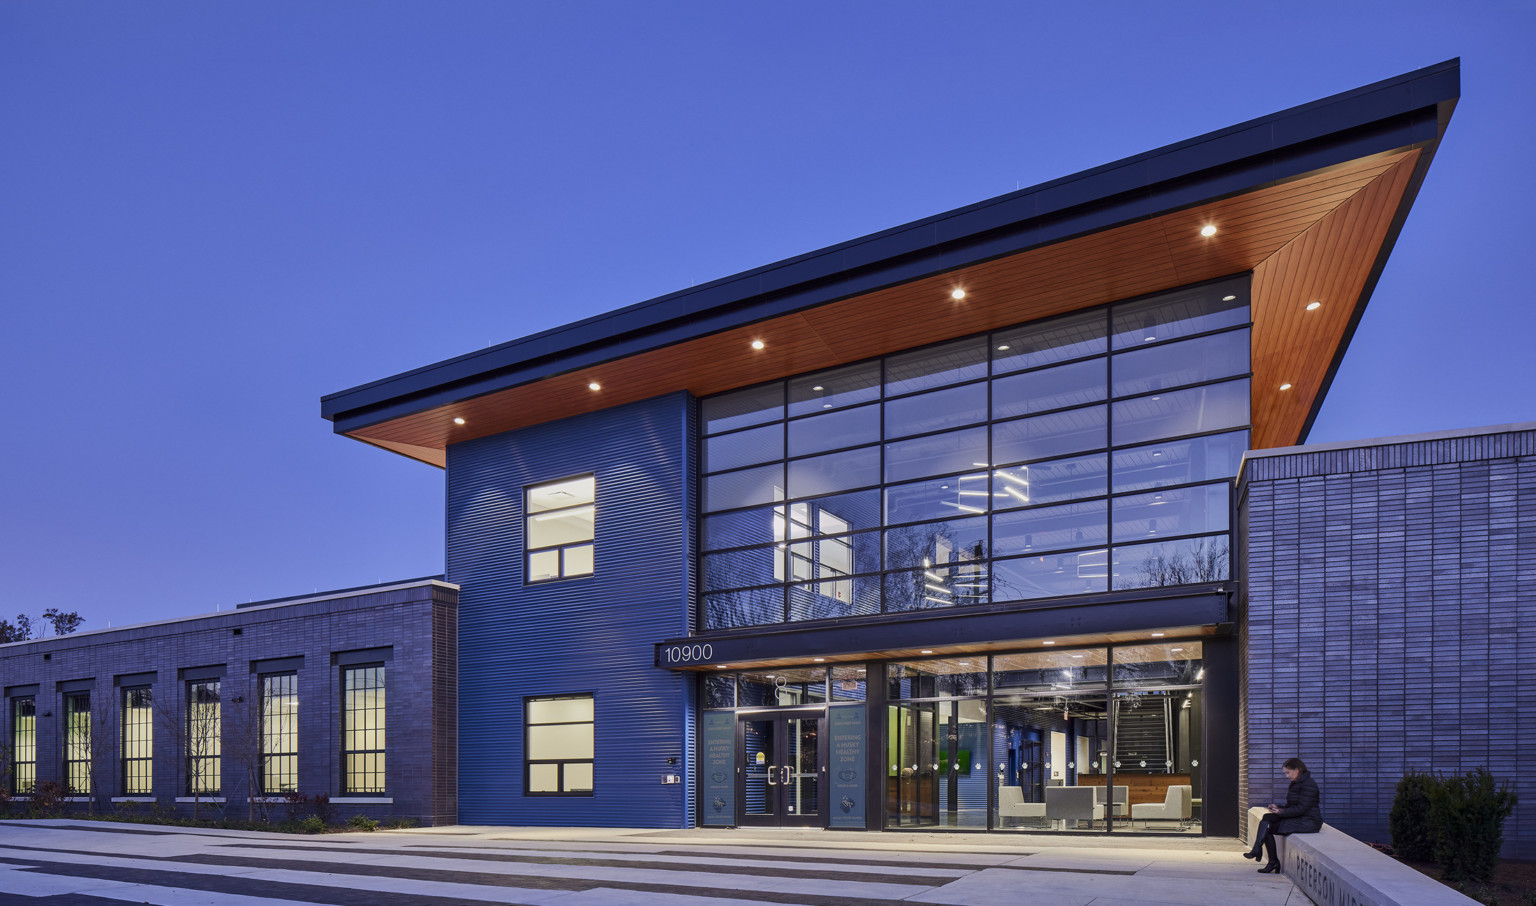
(2, 2, 1533, 631)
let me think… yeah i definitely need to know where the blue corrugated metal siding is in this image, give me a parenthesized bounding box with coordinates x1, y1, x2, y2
(449, 392, 696, 827)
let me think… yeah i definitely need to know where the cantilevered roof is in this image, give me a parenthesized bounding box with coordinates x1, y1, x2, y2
(322, 60, 1459, 468)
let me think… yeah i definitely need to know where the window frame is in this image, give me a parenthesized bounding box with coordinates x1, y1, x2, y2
(185, 679, 221, 796)
(523, 693, 594, 797)
(120, 685, 154, 796)
(524, 474, 596, 584)
(10, 696, 36, 795)
(259, 672, 299, 795)
(340, 663, 386, 795)
(63, 691, 92, 796)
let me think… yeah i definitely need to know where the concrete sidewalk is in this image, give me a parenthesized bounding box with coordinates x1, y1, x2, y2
(0, 820, 1309, 905)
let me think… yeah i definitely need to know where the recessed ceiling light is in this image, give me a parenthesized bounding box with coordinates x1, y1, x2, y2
(1043, 640, 1056, 646)
(588, 382, 601, 391)
(1199, 224, 1217, 237)
(951, 289, 966, 300)
(1280, 382, 1293, 391)
(1071, 654, 1085, 659)
(811, 385, 824, 391)
(1306, 301, 1322, 311)
(1171, 647, 1184, 653)
(813, 657, 825, 662)
(715, 665, 729, 669)
(452, 417, 466, 425)
(1222, 295, 1237, 302)
(750, 339, 765, 350)
(921, 649, 934, 654)
(997, 344, 1010, 351)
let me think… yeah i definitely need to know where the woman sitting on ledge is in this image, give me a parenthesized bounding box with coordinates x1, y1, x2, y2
(1244, 757, 1322, 873)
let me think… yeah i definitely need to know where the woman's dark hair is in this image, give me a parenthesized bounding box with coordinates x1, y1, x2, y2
(1283, 757, 1308, 772)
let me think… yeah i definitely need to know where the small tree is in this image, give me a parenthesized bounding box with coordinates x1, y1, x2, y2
(155, 682, 222, 820)
(81, 704, 117, 816)
(1431, 768, 1518, 884)
(1390, 770, 1441, 861)
(222, 690, 268, 822)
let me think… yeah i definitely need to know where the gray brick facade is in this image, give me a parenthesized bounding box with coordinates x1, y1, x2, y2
(1239, 424, 1536, 857)
(0, 578, 457, 826)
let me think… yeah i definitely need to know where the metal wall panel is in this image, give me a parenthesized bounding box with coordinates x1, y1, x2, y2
(448, 392, 696, 827)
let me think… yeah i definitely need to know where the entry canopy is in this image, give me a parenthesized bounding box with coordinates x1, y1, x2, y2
(323, 61, 1459, 468)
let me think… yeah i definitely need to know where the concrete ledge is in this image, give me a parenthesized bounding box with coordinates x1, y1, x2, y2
(1247, 808, 1476, 905)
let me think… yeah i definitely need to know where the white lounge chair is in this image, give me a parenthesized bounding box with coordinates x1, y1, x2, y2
(1130, 784, 1192, 827)
(998, 784, 1046, 827)
(1092, 784, 1130, 821)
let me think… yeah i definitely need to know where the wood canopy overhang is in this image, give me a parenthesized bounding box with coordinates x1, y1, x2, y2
(322, 62, 1459, 468)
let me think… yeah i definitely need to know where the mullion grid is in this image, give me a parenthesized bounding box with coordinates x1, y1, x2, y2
(186, 679, 221, 796)
(699, 279, 1251, 625)
(120, 686, 153, 795)
(260, 673, 298, 794)
(342, 665, 386, 795)
(11, 698, 36, 794)
(63, 692, 91, 795)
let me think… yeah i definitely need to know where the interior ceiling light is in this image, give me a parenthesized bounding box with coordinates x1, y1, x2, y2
(715, 664, 729, 669)
(1306, 301, 1322, 311)
(921, 649, 934, 654)
(750, 339, 765, 350)
(452, 417, 466, 425)
(811, 385, 824, 391)
(1199, 224, 1217, 237)
(587, 382, 601, 391)
(1280, 382, 1294, 391)
(813, 657, 825, 662)
(997, 344, 1010, 351)
(1151, 632, 1165, 638)
(951, 288, 966, 300)
(1043, 640, 1056, 646)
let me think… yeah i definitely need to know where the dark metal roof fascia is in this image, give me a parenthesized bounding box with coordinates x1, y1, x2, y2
(323, 60, 1460, 433)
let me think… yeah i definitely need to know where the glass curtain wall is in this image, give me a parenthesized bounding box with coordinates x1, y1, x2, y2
(699, 277, 1249, 630)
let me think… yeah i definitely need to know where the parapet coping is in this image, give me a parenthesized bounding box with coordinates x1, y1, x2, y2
(1245, 420, 1536, 462)
(0, 577, 459, 652)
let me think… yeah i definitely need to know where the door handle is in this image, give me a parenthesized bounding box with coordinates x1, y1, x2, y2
(767, 765, 779, 786)
(781, 766, 792, 785)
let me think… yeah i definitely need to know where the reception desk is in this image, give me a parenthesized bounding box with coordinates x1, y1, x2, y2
(1074, 773, 1191, 806)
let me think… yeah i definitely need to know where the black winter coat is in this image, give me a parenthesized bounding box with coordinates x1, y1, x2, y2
(1272, 770, 1322, 834)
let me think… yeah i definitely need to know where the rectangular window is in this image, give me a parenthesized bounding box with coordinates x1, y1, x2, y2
(341, 665, 386, 794)
(525, 694, 593, 795)
(10, 697, 36, 794)
(186, 680, 221, 796)
(260, 673, 298, 794)
(121, 687, 153, 795)
(64, 692, 91, 795)
(525, 475, 595, 582)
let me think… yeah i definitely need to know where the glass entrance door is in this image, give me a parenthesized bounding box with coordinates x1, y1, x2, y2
(738, 709, 823, 827)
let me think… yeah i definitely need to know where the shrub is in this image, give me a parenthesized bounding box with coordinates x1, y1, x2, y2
(1390, 770, 1441, 861)
(1430, 768, 1517, 883)
(347, 814, 379, 832)
(283, 792, 310, 823)
(298, 815, 325, 834)
(312, 794, 334, 823)
(386, 817, 419, 830)
(30, 780, 67, 818)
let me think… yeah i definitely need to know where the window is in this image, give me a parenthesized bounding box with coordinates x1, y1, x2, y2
(698, 275, 1252, 627)
(341, 665, 385, 794)
(121, 687, 153, 795)
(260, 673, 298, 794)
(525, 694, 593, 795)
(64, 692, 91, 795)
(10, 697, 35, 794)
(186, 680, 221, 796)
(526, 476, 595, 582)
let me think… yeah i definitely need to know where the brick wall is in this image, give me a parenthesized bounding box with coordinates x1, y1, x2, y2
(1239, 425, 1536, 856)
(0, 579, 456, 826)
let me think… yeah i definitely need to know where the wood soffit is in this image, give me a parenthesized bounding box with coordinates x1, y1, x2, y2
(347, 148, 1423, 467)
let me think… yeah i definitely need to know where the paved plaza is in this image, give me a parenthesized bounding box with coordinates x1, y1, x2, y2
(0, 820, 1307, 905)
